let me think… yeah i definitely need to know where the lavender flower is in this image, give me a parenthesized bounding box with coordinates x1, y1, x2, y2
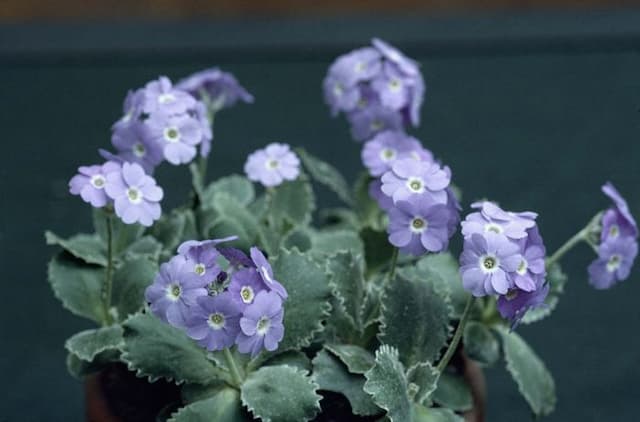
(185, 292, 242, 351)
(69, 161, 121, 208)
(445, 187, 462, 237)
(193, 101, 214, 157)
(381, 158, 450, 204)
(146, 111, 203, 165)
(176, 68, 254, 111)
(244, 143, 300, 187)
(177, 238, 233, 281)
(145, 255, 209, 327)
(141, 76, 196, 115)
(497, 284, 550, 328)
(250, 247, 288, 299)
(460, 233, 522, 296)
(236, 291, 285, 357)
(372, 38, 420, 78)
(112, 89, 144, 132)
(461, 201, 536, 240)
(361, 131, 431, 177)
(387, 195, 453, 255)
(111, 121, 163, 173)
(512, 227, 547, 292)
(228, 268, 265, 309)
(347, 104, 404, 142)
(601, 182, 638, 239)
(588, 236, 638, 289)
(369, 179, 394, 211)
(104, 162, 163, 226)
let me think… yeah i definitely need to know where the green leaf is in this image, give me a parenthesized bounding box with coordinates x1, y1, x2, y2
(45, 231, 107, 266)
(318, 208, 361, 231)
(202, 174, 255, 208)
(111, 258, 158, 320)
(463, 321, 500, 366)
(296, 148, 353, 206)
(65, 326, 124, 361)
(262, 351, 312, 372)
(282, 228, 313, 253)
(353, 172, 385, 230)
(496, 326, 556, 417)
(169, 387, 244, 422)
(363, 345, 412, 422)
(241, 365, 321, 422)
(379, 275, 451, 367)
(411, 253, 468, 318)
(325, 344, 375, 374)
(312, 350, 380, 416)
(360, 228, 394, 275)
(269, 179, 315, 227)
(150, 208, 197, 255)
(326, 251, 366, 333)
(407, 362, 439, 405)
(48, 253, 105, 323)
(432, 373, 472, 412)
(66, 349, 120, 379)
(413, 404, 464, 422)
(309, 229, 364, 260)
(211, 192, 265, 250)
(521, 263, 567, 324)
(272, 248, 332, 350)
(121, 313, 222, 385)
(123, 236, 163, 262)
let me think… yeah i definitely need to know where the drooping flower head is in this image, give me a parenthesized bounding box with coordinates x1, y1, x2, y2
(69, 161, 121, 208)
(601, 182, 638, 240)
(145, 255, 209, 328)
(381, 158, 450, 204)
(185, 292, 242, 351)
(236, 291, 285, 357)
(249, 247, 288, 299)
(244, 143, 300, 188)
(497, 284, 550, 329)
(588, 236, 638, 289)
(361, 130, 433, 177)
(104, 162, 164, 227)
(176, 68, 254, 112)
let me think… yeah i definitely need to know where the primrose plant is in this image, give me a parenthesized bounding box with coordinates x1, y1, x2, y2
(47, 42, 637, 422)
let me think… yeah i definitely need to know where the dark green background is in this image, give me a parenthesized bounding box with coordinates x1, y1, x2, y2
(2, 11, 639, 421)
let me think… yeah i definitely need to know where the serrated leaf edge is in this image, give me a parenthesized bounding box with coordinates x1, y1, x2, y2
(64, 326, 125, 361)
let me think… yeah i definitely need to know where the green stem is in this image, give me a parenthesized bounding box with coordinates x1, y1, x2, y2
(223, 348, 244, 387)
(102, 213, 115, 325)
(436, 296, 475, 372)
(546, 228, 588, 269)
(387, 248, 399, 283)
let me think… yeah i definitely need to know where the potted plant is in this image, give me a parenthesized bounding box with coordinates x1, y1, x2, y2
(47, 38, 638, 422)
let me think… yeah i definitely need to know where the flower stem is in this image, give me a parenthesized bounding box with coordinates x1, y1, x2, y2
(223, 348, 244, 387)
(546, 211, 603, 269)
(102, 212, 115, 325)
(387, 248, 399, 283)
(436, 295, 475, 373)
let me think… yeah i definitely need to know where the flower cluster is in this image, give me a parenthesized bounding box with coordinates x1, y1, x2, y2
(460, 201, 548, 326)
(323, 38, 425, 141)
(144, 237, 288, 356)
(244, 143, 301, 188)
(588, 182, 638, 289)
(176, 68, 254, 113)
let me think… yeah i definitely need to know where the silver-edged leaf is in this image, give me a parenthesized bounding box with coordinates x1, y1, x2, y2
(169, 387, 244, 422)
(432, 372, 472, 412)
(363, 345, 411, 422)
(202, 174, 255, 208)
(45, 231, 106, 266)
(65, 325, 124, 361)
(407, 362, 439, 405)
(296, 148, 352, 206)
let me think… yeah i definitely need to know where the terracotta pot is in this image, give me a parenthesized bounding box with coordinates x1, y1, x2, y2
(460, 352, 486, 422)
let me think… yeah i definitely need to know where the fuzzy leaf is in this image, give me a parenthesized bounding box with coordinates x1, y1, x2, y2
(202, 174, 255, 208)
(66, 349, 120, 379)
(112, 258, 158, 320)
(360, 228, 394, 274)
(312, 350, 379, 416)
(150, 208, 197, 255)
(326, 251, 366, 333)
(241, 365, 321, 422)
(169, 387, 244, 422)
(432, 373, 472, 412)
(413, 404, 464, 422)
(269, 179, 315, 227)
(65, 326, 124, 362)
(379, 275, 451, 366)
(407, 362, 439, 405)
(363, 345, 411, 422)
(123, 236, 163, 262)
(45, 231, 106, 266)
(211, 192, 265, 250)
(48, 253, 105, 323)
(262, 351, 312, 372)
(296, 148, 352, 206)
(282, 229, 313, 253)
(309, 229, 364, 259)
(325, 344, 375, 374)
(353, 172, 385, 230)
(121, 313, 221, 385)
(496, 326, 556, 417)
(272, 248, 332, 350)
(463, 321, 500, 366)
(521, 263, 567, 324)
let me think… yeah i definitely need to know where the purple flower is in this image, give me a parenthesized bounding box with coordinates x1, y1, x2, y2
(588, 236, 638, 289)
(372, 38, 420, 78)
(244, 143, 300, 187)
(361, 131, 431, 177)
(601, 182, 638, 239)
(369, 179, 394, 211)
(236, 291, 285, 357)
(228, 268, 266, 309)
(69, 161, 121, 208)
(347, 105, 404, 142)
(218, 247, 254, 268)
(141, 76, 196, 115)
(104, 162, 163, 226)
(460, 233, 522, 296)
(146, 111, 203, 165)
(250, 247, 288, 299)
(176, 68, 254, 111)
(193, 101, 214, 157)
(497, 284, 550, 329)
(323, 75, 361, 116)
(512, 227, 547, 292)
(145, 255, 209, 328)
(445, 187, 462, 238)
(185, 292, 242, 351)
(327, 47, 382, 88)
(381, 158, 450, 204)
(371, 62, 411, 111)
(177, 238, 231, 282)
(387, 195, 453, 255)
(112, 89, 144, 132)
(111, 121, 163, 173)
(461, 201, 536, 240)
